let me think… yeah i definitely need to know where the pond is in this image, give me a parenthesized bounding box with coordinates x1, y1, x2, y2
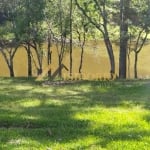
(0, 41, 150, 79)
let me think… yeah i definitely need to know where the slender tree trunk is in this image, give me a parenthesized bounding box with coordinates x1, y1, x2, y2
(24, 44, 32, 76)
(7, 59, 15, 77)
(79, 46, 84, 74)
(58, 55, 62, 77)
(58, 44, 65, 78)
(127, 51, 131, 79)
(101, 4, 115, 79)
(78, 30, 86, 75)
(9, 59, 15, 77)
(57, 0, 64, 78)
(47, 33, 52, 77)
(30, 42, 43, 75)
(127, 33, 132, 79)
(134, 52, 138, 79)
(27, 44, 32, 77)
(133, 30, 148, 79)
(1, 49, 16, 77)
(9, 50, 17, 77)
(103, 36, 115, 79)
(119, 0, 130, 79)
(69, 0, 73, 77)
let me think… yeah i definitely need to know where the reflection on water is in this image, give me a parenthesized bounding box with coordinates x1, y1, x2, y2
(0, 41, 150, 79)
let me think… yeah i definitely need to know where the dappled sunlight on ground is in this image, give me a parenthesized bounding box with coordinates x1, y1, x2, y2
(0, 78, 150, 149)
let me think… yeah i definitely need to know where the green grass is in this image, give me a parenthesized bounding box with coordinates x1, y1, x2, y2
(0, 78, 150, 150)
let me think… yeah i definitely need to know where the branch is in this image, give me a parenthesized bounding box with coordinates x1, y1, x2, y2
(11, 47, 18, 59)
(74, 0, 104, 34)
(134, 29, 144, 52)
(137, 31, 148, 53)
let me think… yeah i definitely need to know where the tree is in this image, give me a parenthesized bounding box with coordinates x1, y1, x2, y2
(44, 0, 56, 78)
(50, 0, 71, 78)
(47, 28, 53, 77)
(14, 0, 46, 76)
(127, 0, 150, 78)
(73, 13, 88, 75)
(69, 0, 73, 76)
(119, 0, 130, 79)
(0, 0, 21, 77)
(76, 22, 87, 75)
(0, 41, 19, 77)
(75, 0, 115, 79)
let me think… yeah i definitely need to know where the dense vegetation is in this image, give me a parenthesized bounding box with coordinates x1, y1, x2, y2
(0, 78, 150, 149)
(0, 0, 150, 79)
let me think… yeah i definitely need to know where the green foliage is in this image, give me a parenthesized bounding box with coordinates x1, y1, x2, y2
(129, 0, 150, 29)
(0, 78, 150, 149)
(0, 0, 150, 41)
(13, 0, 46, 42)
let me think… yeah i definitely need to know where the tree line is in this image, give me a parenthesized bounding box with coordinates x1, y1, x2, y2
(0, 0, 150, 79)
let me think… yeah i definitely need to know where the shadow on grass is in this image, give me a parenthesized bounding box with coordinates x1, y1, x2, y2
(143, 113, 150, 123)
(0, 77, 41, 86)
(81, 80, 150, 109)
(0, 102, 90, 148)
(1, 78, 149, 108)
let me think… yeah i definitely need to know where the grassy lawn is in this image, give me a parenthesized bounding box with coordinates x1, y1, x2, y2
(0, 78, 150, 150)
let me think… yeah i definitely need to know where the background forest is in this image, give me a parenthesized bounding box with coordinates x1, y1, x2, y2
(0, 0, 150, 79)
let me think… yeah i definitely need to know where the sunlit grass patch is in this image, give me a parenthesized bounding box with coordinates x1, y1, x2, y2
(19, 99, 42, 108)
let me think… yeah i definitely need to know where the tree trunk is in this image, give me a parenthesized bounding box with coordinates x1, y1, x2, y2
(58, 55, 62, 77)
(37, 68, 43, 75)
(119, 0, 130, 79)
(103, 15, 115, 79)
(74, 0, 115, 79)
(30, 42, 43, 76)
(79, 46, 84, 74)
(104, 37, 115, 79)
(77, 27, 86, 75)
(26, 44, 32, 77)
(9, 58, 15, 77)
(127, 51, 131, 79)
(1, 49, 15, 77)
(133, 30, 148, 79)
(69, 0, 73, 77)
(47, 33, 52, 77)
(134, 52, 138, 79)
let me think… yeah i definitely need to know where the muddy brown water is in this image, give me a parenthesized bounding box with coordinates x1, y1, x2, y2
(0, 41, 149, 79)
